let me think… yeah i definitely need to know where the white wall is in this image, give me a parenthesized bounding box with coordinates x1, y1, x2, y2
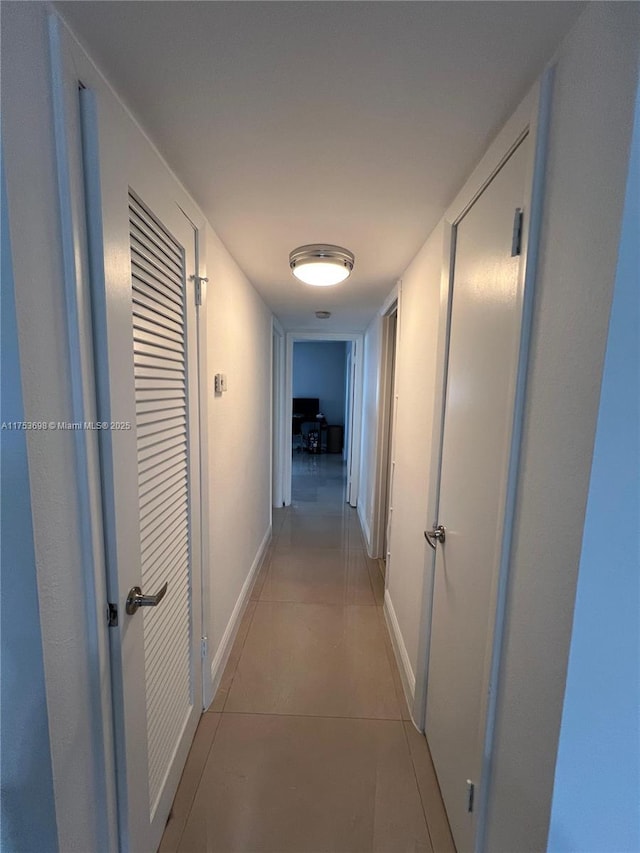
(1, 155, 59, 853)
(384, 225, 443, 691)
(547, 74, 640, 853)
(343, 341, 353, 462)
(1, 3, 273, 848)
(204, 223, 272, 677)
(484, 7, 640, 850)
(293, 341, 347, 426)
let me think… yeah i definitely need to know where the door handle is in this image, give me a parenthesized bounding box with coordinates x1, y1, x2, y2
(424, 525, 446, 550)
(126, 581, 168, 615)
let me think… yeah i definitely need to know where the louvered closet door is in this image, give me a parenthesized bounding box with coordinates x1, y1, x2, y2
(129, 191, 195, 816)
(99, 185, 202, 853)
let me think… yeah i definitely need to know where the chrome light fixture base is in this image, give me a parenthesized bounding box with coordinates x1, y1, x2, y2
(289, 244, 355, 286)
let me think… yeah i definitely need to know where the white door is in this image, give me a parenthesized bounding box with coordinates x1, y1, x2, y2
(343, 343, 352, 466)
(425, 138, 529, 852)
(345, 343, 358, 505)
(81, 95, 203, 851)
(382, 310, 398, 566)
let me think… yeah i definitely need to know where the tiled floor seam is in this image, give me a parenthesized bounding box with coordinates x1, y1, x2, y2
(362, 546, 379, 604)
(218, 710, 404, 722)
(171, 712, 222, 853)
(401, 718, 437, 853)
(253, 599, 381, 610)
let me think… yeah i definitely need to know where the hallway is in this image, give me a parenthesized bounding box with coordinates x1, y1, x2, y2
(160, 454, 455, 852)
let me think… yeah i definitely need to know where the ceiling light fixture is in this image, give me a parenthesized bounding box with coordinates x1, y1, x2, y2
(315, 310, 331, 320)
(289, 244, 355, 287)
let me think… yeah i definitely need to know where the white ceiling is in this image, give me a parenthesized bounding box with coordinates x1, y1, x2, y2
(56, 1, 582, 331)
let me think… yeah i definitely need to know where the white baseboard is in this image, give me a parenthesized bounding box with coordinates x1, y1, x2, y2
(206, 524, 271, 707)
(357, 504, 374, 556)
(383, 589, 417, 717)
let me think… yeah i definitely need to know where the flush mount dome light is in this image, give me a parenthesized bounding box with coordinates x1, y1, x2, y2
(289, 244, 355, 286)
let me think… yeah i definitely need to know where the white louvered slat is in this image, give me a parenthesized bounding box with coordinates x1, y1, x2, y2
(130, 210, 183, 271)
(135, 364, 185, 383)
(133, 291, 183, 327)
(139, 493, 187, 543)
(144, 579, 189, 663)
(129, 192, 192, 815)
(138, 468, 186, 508)
(143, 538, 189, 594)
(136, 387, 187, 403)
(136, 402, 185, 423)
(130, 254, 183, 300)
(140, 518, 188, 563)
(141, 519, 189, 572)
(138, 459, 186, 501)
(138, 452, 186, 483)
(130, 252, 184, 298)
(133, 335, 182, 361)
(133, 314, 184, 346)
(136, 422, 186, 450)
(130, 234, 183, 275)
(135, 377, 185, 392)
(133, 295, 183, 326)
(140, 523, 189, 573)
(136, 412, 184, 430)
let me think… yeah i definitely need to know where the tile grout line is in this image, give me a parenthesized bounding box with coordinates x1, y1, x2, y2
(400, 719, 437, 853)
(172, 712, 223, 853)
(220, 709, 404, 722)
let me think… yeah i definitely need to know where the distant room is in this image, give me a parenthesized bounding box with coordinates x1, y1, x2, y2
(292, 341, 348, 455)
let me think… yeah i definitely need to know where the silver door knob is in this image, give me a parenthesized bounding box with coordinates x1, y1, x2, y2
(424, 525, 446, 550)
(126, 581, 168, 615)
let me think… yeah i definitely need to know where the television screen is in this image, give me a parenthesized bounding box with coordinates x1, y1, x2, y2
(293, 397, 320, 418)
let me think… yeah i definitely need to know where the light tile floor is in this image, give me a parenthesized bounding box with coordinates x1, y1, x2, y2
(160, 453, 455, 853)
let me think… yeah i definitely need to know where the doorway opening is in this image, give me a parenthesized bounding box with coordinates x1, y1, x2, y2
(272, 322, 285, 509)
(292, 341, 347, 456)
(279, 332, 364, 509)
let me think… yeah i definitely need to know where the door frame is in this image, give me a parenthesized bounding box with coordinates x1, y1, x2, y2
(48, 19, 119, 849)
(282, 331, 364, 507)
(370, 286, 400, 559)
(343, 343, 352, 463)
(271, 319, 286, 509)
(412, 68, 555, 851)
(186, 208, 213, 712)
